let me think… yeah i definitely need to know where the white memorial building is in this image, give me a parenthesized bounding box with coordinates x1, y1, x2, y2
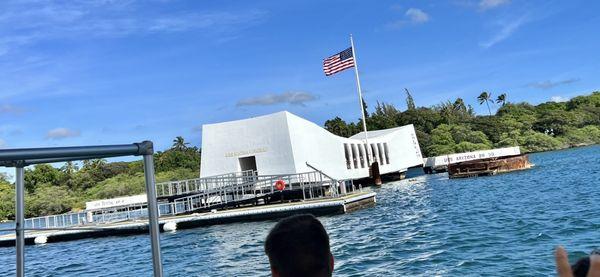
(200, 111, 423, 180)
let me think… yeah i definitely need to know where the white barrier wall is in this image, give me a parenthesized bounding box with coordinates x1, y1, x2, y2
(423, 146, 521, 168)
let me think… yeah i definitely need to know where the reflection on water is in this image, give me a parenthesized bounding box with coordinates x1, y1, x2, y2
(0, 145, 599, 276)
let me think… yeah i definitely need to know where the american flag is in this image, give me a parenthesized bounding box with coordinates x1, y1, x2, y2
(323, 47, 355, 76)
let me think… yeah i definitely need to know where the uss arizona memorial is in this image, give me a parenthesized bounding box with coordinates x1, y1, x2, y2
(200, 111, 424, 180)
(82, 111, 423, 212)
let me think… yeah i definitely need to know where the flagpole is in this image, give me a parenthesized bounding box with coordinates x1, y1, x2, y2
(350, 34, 372, 164)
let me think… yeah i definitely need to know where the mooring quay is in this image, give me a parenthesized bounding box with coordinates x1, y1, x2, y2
(0, 190, 375, 247)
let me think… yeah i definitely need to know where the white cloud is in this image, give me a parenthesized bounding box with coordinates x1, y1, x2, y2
(148, 11, 266, 33)
(386, 8, 430, 29)
(550, 96, 568, 102)
(0, 2, 267, 56)
(0, 124, 22, 136)
(480, 16, 527, 48)
(0, 138, 5, 148)
(0, 104, 24, 114)
(236, 92, 318, 107)
(479, 0, 511, 11)
(405, 8, 430, 24)
(528, 78, 580, 89)
(46, 128, 80, 139)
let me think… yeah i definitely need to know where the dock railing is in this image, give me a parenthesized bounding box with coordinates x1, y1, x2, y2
(155, 170, 257, 198)
(24, 212, 88, 229)
(18, 170, 362, 229)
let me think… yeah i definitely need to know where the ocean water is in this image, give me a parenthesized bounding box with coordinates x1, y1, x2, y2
(0, 145, 599, 276)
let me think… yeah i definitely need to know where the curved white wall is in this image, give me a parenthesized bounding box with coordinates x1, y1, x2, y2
(200, 111, 423, 180)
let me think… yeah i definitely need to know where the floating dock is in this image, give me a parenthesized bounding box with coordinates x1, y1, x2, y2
(0, 190, 375, 247)
(0, 168, 378, 247)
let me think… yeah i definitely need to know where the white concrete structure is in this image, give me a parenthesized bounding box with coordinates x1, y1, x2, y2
(85, 194, 147, 211)
(200, 111, 423, 180)
(423, 146, 521, 170)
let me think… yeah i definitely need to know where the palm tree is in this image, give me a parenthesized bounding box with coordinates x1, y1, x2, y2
(172, 136, 189, 150)
(477, 91, 493, 116)
(496, 93, 507, 106)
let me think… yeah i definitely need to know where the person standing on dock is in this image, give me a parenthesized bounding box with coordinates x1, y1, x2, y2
(265, 214, 334, 277)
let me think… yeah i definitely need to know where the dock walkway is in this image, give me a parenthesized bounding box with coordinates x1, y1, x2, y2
(0, 191, 376, 247)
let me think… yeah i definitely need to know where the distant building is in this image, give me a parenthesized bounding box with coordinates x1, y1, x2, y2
(200, 111, 423, 180)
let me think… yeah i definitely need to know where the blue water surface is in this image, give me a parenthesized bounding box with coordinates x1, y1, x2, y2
(0, 145, 599, 276)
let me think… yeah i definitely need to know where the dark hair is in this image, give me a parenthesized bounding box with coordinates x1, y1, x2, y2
(265, 214, 332, 277)
(572, 257, 590, 277)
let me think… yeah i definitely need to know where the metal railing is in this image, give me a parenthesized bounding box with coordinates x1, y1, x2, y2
(0, 141, 163, 277)
(166, 171, 344, 215)
(155, 170, 257, 198)
(24, 212, 87, 229)
(19, 170, 363, 229)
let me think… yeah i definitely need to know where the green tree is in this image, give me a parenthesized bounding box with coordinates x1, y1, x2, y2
(155, 146, 201, 173)
(427, 124, 456, 155)
(26, 185, 75, 217)
(517, 130, 564, 153)
(533, 109, 576, 136)
(454, 141, 490, 153)
(61, 161, 79, 175)
(496, 93, 507, 106)
(566, 91, 600, 110)
(0, 175, 14, 220)
(397, 107, 443, 134)
(80, 159, 115, 183)
(559, 126, 600, 147)
(361, 98, 369, 118)
(477, 91, 493, 116)
(405, 88, 416, 110)
(367, 101, 399, 130)
(24, 164, 62, 192)
(496, 130, 522, 148)
(470, 116, 523, 144)
(172, 136, 190, 150)
(435, 98, 474, 125)
(324, 117, 350, 137)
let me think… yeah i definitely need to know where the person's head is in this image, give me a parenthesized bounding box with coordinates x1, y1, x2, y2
(264, 214, 334, 277)
(571, 257, 590, 277)
(571, 249, 600, 277)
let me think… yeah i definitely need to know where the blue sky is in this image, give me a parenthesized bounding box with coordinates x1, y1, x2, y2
(0, 0, 599, 161)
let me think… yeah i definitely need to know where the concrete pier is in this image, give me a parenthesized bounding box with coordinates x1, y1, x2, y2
(0, 191, 375, 247)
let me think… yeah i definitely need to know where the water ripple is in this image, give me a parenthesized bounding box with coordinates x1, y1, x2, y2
(0, 146, 598, 276)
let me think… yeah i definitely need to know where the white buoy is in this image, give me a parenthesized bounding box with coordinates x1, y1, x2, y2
(34, 236, 48, 245)
(163, 221, 177, 232)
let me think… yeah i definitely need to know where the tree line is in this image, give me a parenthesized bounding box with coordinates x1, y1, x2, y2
(0, 137, 201, 221)
(324, 91, 600, 158)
